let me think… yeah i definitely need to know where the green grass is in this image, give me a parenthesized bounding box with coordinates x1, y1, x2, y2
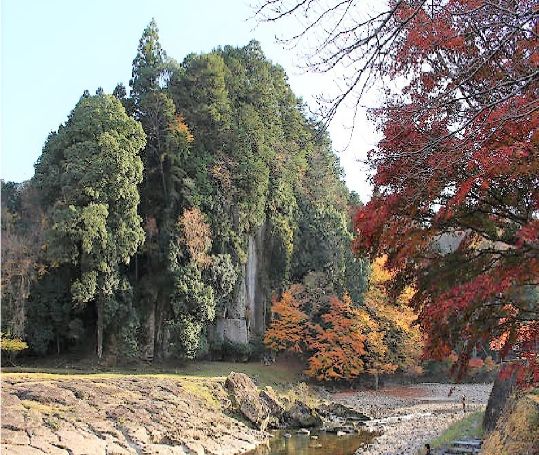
(1, 359, 304, 389)
(2, 359, 312, 412)
(430, 411, 484, 449)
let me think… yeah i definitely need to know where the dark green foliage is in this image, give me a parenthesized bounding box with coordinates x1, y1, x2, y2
(206, 254, 237, 316)
(130, 19, 168, 105)
(33, 94, 146, 358)
(3, 22, 369, 362)
(170, 263, 215, 323)
(210, 339, 253, 362)
(26, 266, 84, 355)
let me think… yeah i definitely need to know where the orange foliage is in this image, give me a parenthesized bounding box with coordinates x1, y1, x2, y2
(170, 114, 194, 143)
(264, 287, 309, 353)
(177, 208, 212, 267)
(468, 357, 484, 369)
(305, 294, 367, 381)
(264, 257, 423, 383)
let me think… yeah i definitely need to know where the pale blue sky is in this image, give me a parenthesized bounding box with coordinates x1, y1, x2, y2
(1, 0, 375, 200)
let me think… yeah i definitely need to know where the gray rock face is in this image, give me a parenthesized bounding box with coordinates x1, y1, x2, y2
(284, 401, 323, 428)
(211, 318, 249, 344)
(211, 221, 271, 345)
(260, 387, 286, 429)
(260, 387, 285, 420)
(225, 372, 271, 430)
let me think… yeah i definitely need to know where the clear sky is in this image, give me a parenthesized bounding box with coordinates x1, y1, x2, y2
(1, 0, 377, 201)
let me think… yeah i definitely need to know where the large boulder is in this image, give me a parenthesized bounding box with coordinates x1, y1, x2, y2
(260, 387, 285, 418)
(284, 401, 323, 428)
(260, 386, 285, 429)
(225, 372, 270, 430)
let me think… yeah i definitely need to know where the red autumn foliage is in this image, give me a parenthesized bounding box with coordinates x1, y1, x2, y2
(352, 1, 539, 377)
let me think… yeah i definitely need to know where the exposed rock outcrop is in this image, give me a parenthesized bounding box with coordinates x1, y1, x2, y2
(225, 372, 271, 430)
(224, 372, 288, 430)
(211, 222, 270, 346)
(260, 386, 285, 421)
(1, 375, 266, 455)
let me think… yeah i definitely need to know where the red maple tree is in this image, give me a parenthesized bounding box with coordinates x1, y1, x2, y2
(350, 1, 539, 379)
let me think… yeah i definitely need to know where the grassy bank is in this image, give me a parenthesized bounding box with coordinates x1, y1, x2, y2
(429, 410, 484, 449)
(1, 359, 315, 408)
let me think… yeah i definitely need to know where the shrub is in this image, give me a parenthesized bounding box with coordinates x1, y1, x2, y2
(1, 332, 28, 365)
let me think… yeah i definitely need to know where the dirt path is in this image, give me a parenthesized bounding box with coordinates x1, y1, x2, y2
(333, 383, 493, 455)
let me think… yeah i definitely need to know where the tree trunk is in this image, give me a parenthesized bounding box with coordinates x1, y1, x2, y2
(97, 298, 103, 360)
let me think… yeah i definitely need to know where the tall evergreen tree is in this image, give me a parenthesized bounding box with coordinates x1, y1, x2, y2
(130, 19, 167, 106)
(34, 94, 146, 359)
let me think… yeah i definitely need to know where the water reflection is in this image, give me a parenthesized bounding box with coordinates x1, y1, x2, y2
(246, 430, 376, 455)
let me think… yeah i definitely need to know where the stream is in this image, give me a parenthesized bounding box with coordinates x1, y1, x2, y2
(245, 429, 377, 455)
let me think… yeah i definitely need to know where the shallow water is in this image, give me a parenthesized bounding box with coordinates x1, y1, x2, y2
(245, 429, 377, 455)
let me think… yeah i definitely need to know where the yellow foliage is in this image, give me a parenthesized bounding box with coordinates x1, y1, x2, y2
(361, 257, 423, 374)
(369, 255, 394, 285)
(0, 333, 28, 352)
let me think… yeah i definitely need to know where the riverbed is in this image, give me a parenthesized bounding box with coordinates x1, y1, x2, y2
(333, 383, 493, 455)
(242, 383, 492, 455)
(246, 429, 377, 455)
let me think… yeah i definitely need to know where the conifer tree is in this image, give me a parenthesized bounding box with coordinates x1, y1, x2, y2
(34, 94, 146, 358)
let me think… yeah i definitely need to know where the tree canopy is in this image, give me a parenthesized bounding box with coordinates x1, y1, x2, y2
(2, 23, 371, 366)
(33, 94, 146, 359)
(257, 0, 539, 379)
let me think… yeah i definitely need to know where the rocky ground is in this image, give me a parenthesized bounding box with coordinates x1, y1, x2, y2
(1, 374, 267, 455)
(1, 372, 493, 455)
(333, 383, 493, 455)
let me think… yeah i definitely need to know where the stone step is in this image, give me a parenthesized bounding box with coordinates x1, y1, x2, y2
(444, 449, 480, 455)
(438, 438, 483, 455)
(443, 445, 481, 454)
(453, 439, 482, 447)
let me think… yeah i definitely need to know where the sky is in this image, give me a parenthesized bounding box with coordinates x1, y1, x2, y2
(1, 0, 378, 202)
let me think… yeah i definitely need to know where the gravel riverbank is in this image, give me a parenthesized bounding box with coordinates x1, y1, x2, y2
(333, 383, 493, 455)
